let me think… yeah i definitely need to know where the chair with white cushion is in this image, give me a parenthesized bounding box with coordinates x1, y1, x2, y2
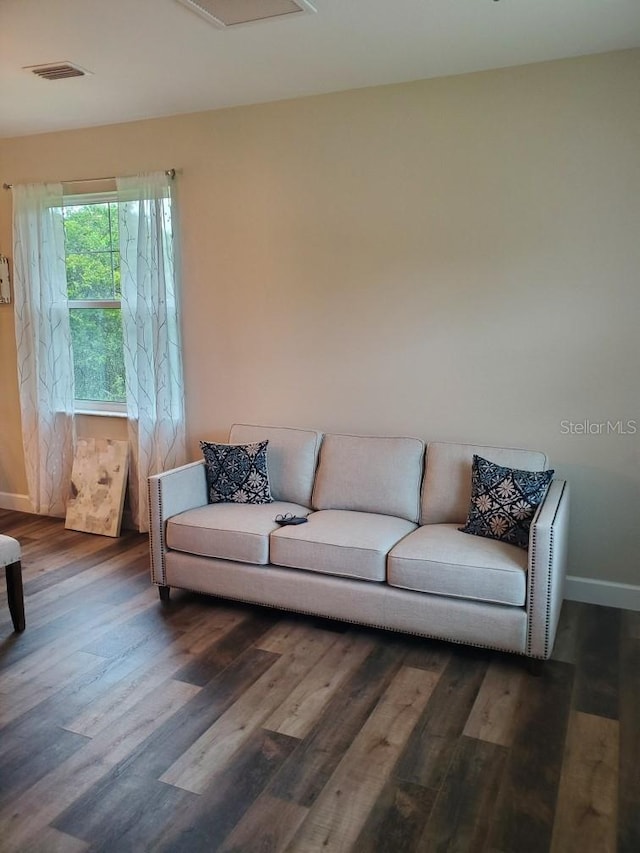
(1, 535, 25, 632)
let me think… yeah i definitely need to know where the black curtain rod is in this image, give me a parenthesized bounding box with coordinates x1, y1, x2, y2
(2, 169, 176, 190)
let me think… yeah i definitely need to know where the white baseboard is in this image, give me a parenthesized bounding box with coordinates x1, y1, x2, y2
(565, 575, 640, 612)
(0, 492, 33, 513)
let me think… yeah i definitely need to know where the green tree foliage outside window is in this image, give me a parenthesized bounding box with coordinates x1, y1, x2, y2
(63, 202, 126, 404)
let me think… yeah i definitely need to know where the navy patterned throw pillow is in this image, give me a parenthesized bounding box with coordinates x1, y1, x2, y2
(200, 440, 273, 505)
(459, 455, 554, 549)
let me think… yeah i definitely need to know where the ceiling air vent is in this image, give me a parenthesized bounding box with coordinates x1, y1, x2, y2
(24, 62, 90, 81)
(176, 0, 316, 28)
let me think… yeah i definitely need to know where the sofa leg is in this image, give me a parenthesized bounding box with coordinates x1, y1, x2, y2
(527, 658, 545, 676)
(6, 561, 26, 632)
(158, 585, 170, 602)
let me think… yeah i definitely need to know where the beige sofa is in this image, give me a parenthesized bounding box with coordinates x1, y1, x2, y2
(148, 424, 569, 659)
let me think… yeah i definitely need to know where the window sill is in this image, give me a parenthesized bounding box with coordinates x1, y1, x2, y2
(75, 409, 128, 419)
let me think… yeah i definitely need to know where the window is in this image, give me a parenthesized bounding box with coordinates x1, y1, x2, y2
(63, 193, 126, 413)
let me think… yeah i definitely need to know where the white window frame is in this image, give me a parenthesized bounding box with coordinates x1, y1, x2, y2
(63, 190, 126, 416)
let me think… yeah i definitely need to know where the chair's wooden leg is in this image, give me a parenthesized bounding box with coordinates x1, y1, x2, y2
(6, 561, 25, 632)
(158, 585, 170, 602)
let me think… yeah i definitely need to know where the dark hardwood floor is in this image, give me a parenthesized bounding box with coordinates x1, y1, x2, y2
(0, 510, 637, 852)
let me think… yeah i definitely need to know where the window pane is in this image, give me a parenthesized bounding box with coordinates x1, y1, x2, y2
(113, 249, 121, 298)
(109, 202, 119, 246)
(64, 204, 113, 253)
(69, 308, 126, 403)
(64, 202, 120, 299)
(66, 251, 117, 299)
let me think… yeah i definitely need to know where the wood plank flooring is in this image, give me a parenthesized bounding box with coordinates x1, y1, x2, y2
(0, 510, 637, 852)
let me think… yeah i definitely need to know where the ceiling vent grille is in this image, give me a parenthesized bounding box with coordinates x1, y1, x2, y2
(24, 62, 89, 81)
(176, 0, 316, 28)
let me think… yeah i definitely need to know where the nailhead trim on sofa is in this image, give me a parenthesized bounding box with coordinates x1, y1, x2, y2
(525, 480, 565, 658)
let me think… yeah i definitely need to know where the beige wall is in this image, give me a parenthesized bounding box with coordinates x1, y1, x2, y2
(0, 50, 638, 585)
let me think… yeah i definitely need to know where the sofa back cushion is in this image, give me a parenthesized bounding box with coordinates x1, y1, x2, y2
(229, 424, 322, 507)
(312, 433, 424, 523)
(422, 441, 549, 525)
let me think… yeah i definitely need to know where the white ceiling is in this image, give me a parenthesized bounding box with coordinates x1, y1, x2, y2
(1, 0, 639, 139)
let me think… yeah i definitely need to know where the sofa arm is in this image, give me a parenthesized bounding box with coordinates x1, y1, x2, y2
(147, 461, 208, 585)
(526, 479, 570, 659)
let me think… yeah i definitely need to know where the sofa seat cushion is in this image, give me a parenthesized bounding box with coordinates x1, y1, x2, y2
(166, 501, 311, 565)
(270, 509, 416, 582)
(387, 523, 527, 606)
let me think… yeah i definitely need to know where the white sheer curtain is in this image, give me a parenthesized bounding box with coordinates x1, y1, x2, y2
(117, 172, 187, 532)
(12, 183, 76, 516)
